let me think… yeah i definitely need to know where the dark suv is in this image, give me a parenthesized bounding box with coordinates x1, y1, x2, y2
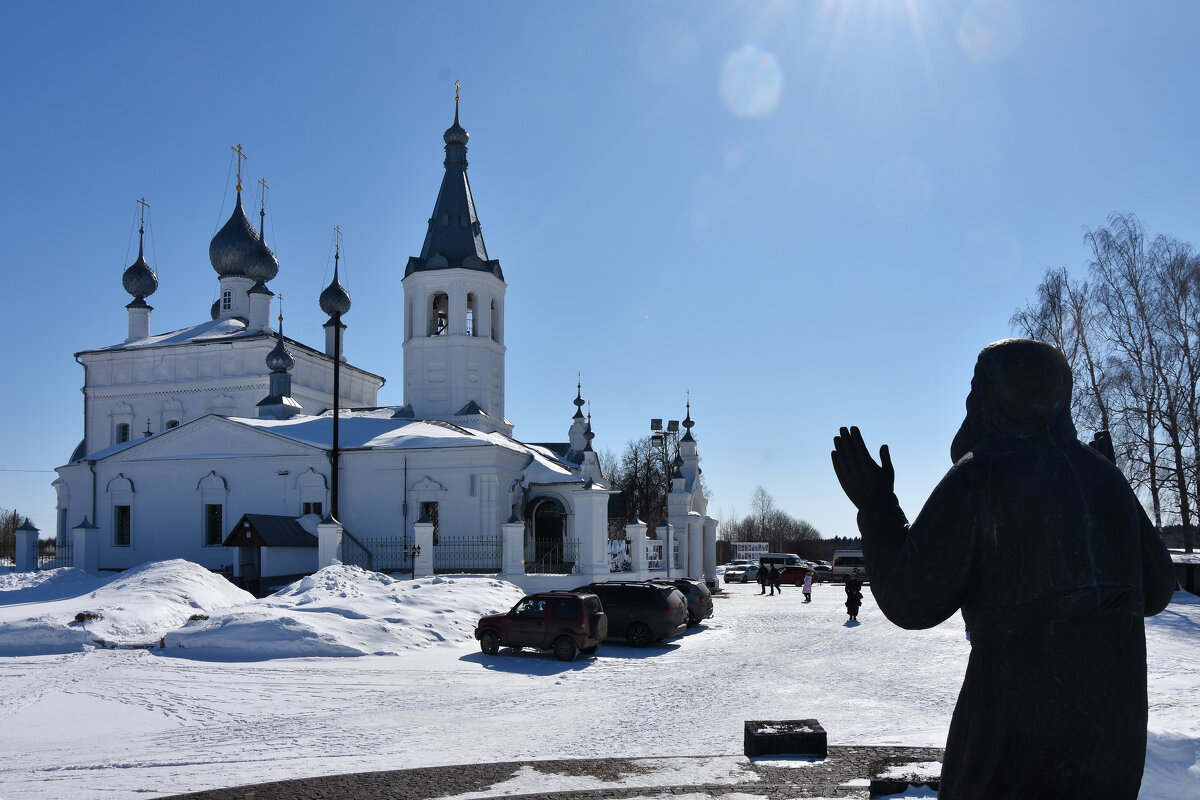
(651, 578, 713, 626)
(475, 591, 607, 661)
(572, 581, 687, 646)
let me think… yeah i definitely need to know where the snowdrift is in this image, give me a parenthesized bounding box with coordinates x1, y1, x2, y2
(0, 560, 253, 655)
(164, 564, 526, 659)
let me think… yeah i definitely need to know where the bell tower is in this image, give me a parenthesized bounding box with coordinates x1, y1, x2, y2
(401, 88, 509, 435)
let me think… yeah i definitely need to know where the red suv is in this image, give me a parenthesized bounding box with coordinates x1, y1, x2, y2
(475, 591, 608, 661)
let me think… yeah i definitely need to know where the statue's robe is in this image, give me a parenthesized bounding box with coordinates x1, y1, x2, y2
(858, 434, 1176, 799)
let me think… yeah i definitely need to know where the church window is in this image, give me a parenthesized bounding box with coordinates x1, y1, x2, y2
(221, 290, 232, 311)
(204, 504, 223, 546)
(302, 501, 323, 516)
(466, 293, 476, 337)
(165, 420, 179, 429)
(490, 300, 499, 342)
(115, 423, 130, 444)
(114, 505, 131, 546)
(420, 501, 439, 545)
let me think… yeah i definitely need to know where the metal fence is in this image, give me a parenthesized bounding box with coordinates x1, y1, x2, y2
(434, 536, 502, 574)
(646, 540, 664, 570)
(341, 534, 414, 573)
(527, 537, 580, 575)
(38, 540, 73, 570)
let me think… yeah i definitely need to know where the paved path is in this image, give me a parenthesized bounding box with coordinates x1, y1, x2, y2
(159, 747, 944, 799)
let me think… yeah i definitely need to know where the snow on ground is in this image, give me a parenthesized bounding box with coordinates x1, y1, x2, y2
(0, 564, 1196, 799)
(163, 566, 527, 659)
(0, 560, 253, 655)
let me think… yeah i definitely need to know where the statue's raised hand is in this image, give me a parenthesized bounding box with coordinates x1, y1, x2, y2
(831, 426, 895, 510)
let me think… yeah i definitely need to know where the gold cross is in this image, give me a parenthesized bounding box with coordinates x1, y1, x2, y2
(277, 293, 284, 326)
(137, 196, 150, 225)
(232, 143, 247, 192)
(455, 80, 460, 103)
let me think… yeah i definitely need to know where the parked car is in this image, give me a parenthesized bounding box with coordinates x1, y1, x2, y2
(475, 591, 607, 661)
(722, 559, 757, 584)
(758, 553, 805, 569)
(776, 565, 809, 585)
(808, 564, 835, 582)
(831, 550, 867, 582)
(573, 581, 688, 646)
(650, 578, 713, 626)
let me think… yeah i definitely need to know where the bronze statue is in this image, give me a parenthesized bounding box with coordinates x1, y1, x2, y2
(832, 338, 1176, 799)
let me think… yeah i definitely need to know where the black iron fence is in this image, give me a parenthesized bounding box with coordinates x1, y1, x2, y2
(528, 537, 580, 575)
(341, 533, 414, 574)
(434, 536, 502, 574)
(38, 540, 73, 570)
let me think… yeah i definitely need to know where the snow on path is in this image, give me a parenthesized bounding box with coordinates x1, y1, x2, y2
(0, 576, 1196, 799)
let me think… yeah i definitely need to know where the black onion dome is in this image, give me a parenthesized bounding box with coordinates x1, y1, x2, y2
(319, 270, 351, 317)
(210, 299, 220, 320)
(265, 329, 294, 372)
(244, 235, 279, 283)
(208, 192, 259, 277)
(443, 104, 469, 146)
(121, 241, 158, 299)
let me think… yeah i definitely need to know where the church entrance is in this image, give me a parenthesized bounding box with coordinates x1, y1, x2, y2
(526, 496, 568, 573)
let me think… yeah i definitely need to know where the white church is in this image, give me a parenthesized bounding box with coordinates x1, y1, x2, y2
(45, 101, 718, 593)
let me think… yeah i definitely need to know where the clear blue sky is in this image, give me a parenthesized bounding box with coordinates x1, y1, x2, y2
(3, 1, 1198, 539)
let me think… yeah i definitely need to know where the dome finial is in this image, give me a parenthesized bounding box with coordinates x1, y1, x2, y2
(232, 143, 247, 193)
(257, 177, 269, 237)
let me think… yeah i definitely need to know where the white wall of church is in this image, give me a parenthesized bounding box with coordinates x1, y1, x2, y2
(78, 338, 382, 456)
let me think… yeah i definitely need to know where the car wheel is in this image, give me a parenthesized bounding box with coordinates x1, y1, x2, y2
(580, 644, 598, 655)
(626, 622, 652, 648)
(553, 636, 578, 661)
(687, 612, 698, 627)
(479, 630, 500, 655)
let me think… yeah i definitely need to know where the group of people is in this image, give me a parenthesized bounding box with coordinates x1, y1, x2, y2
(756, 564, 813, 601)
(754, 563, 865, 622)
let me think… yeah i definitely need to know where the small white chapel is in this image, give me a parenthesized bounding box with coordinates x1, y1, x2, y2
(48, 98, 718, 592)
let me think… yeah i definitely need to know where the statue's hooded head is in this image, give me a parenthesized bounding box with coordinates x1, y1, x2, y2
(950, 338, 1076, 463)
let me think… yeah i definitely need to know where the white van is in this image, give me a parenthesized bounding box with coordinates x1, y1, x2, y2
(831, 550, 866, 581)
(758, 553, 804, 569)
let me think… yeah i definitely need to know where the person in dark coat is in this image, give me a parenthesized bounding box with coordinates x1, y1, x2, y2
(832, 339, 1177, 800)
(757, 564, 769, 595)
(843, 573, 862, 620)
(767, 565, 780, 596)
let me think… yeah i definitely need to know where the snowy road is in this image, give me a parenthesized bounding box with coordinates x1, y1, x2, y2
(0, 577, 1196, 799)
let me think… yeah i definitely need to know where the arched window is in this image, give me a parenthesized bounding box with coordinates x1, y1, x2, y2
(428, 292, 449, 336)
(115, 423, 130, 443)
(221, 289, 232, 311)
(466, 293, 476, 337)
(490, 299, 497, 341)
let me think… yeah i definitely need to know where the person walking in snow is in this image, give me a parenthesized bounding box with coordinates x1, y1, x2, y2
(802, 571, 813, 603)
(844, 573, 862, 621)
(757, 565, 769, 595)
(767, 565, 779, 596)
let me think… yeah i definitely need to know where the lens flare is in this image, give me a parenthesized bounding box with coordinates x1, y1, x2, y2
(719, 45, 783, 119)
(957, 0, 1024, 65)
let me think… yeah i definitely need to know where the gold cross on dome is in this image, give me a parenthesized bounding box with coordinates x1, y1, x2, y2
(137, 196, 150, 226)
(455, 80, 460, 103)
(277, 293, 284, 326)
(232, 143, 247, 192)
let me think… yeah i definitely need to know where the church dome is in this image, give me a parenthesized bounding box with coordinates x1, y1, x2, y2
(121, 243, 158, 299)
(319, 272, 351, 317)
(443, 107, 469, 146)
(210, 299, 220, 320)
(208, 193, 259, 277)
(265, 331, 295, 372)
(244, 236, 279, 283)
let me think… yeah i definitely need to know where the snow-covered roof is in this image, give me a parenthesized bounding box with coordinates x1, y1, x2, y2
(236, 410, 582, 484)
(82, 317, 255, 352)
